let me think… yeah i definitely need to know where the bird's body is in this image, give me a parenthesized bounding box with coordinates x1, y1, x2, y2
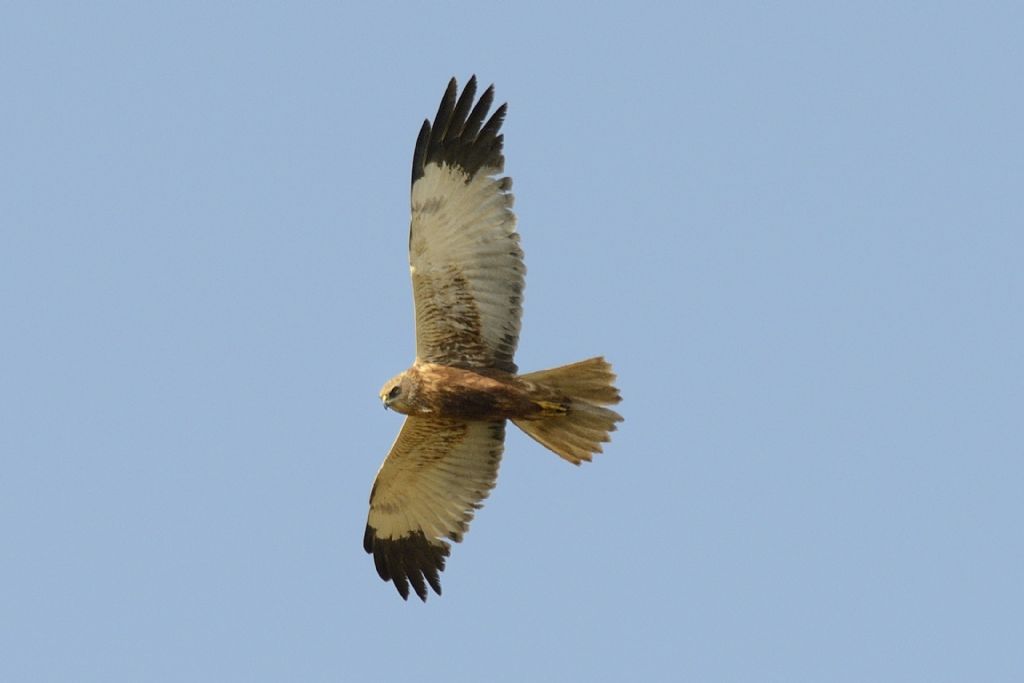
(381, 363, 557, 421)
(363, 77, 623, 601)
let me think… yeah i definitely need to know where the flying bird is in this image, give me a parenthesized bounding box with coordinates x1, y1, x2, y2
(364, 76, 623, 601)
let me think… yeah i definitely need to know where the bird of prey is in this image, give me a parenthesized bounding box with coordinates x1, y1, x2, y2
(363, 76, 623, 601)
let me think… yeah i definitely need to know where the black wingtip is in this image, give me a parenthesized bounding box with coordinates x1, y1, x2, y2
(411, 76, 507, 188)
(364, 525, 450, 602)
(411, 119, 431, 186)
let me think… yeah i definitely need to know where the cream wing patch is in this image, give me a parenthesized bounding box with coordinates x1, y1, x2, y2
(410, 162, 524, 373)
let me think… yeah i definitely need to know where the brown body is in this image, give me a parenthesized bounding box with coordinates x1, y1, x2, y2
(379, 357, 620, 467)
(381, 363, 565, 421)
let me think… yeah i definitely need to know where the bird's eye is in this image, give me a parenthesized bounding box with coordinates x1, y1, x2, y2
(388, 386, 401, 399)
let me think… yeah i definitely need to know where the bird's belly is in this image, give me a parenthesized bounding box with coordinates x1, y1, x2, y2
(419, 365, 537, 420)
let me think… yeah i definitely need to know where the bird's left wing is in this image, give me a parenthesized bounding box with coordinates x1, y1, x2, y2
(408, 76, 524, 373)
(364, 416, 505, 601)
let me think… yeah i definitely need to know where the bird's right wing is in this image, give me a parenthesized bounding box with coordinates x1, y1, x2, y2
(363, 416, 505, 601)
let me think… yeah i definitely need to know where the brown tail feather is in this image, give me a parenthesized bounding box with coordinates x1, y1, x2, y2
(512, 357, 623, 465)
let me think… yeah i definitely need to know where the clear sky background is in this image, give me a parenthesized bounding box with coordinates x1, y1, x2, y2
(3, 2, 1022, 681)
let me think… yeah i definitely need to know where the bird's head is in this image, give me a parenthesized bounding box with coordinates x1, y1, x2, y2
(379, 370, 416, 414)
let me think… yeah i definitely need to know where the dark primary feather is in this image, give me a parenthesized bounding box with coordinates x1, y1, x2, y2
(411, 75, 507, 187)
(363, 525, 450, 602)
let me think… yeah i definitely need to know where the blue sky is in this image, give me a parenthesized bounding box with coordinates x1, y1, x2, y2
(2, 2, 1022, 681)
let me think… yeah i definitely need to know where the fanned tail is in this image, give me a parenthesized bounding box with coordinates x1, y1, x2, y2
(511, 357, 623, 465)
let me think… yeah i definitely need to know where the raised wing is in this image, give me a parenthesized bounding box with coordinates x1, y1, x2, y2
(409, 76, 524, 374)
(363, 417, 505, 601)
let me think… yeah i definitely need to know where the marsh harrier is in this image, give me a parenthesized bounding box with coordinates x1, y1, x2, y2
(363, 77, 623, 601)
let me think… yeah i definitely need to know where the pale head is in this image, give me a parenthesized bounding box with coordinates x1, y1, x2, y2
(379, 369, 421, 414)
